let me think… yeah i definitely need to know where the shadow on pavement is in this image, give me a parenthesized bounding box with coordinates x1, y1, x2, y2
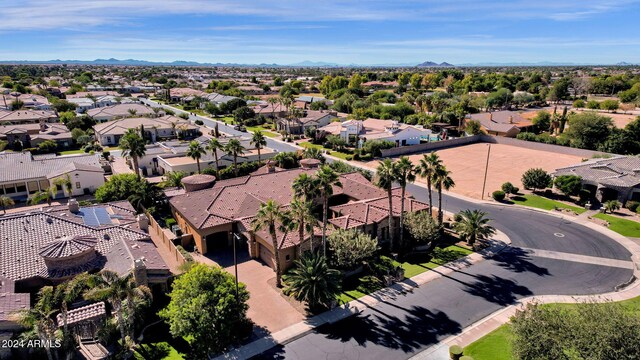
(489, 247, 551, 276)
(463, 274, 533, 305)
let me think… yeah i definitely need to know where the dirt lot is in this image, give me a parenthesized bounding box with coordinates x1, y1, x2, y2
(368, 143, 584, 200)
(519, 107, 638, 129)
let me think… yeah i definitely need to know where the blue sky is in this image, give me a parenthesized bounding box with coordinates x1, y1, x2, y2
(1, 0, 639, 65)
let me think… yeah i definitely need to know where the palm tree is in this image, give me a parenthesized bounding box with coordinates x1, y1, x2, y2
(395, 157, 416, 251)
(187, 140, 206, 173)
(252, 200, 285, 287)
(432, 165, 455, 225)
(58, 273, 95, 349)
(119, 129, 146, 179)
(417, 152, 442, 215)
(316, 165, 342, 256)
(374, 159, 397, 251)
(29, 188, 53, 206)
(224, 138, 245, 177)
(287, 199, 316, 255)
(206, 138, 223, 177)
(283, 252, 341, 312)
(84, 271, 152, 349)
(14, 286, 59, 360)
(302, 147, 324, 162)
(251, 131, 267, 163)
(292, 173, 319, 202)
(161, 171, 187, 188)
(0, 195, 15, 214)
(453, 209, 496, 247)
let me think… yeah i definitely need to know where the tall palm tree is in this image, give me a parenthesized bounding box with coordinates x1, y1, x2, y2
(292, 173, 319, 202)
(206, 138, 223, 177)
(224, 138, 245, 177)
(287, 199, 316, 255)
(374, 159, 398, 251)
(453, 209, 496, 247)
(14, 286, 59, 360)
(0, 195, 15, 214)
(119, 129, 146, 179)
(252, 200, 285, 287)
(417, 152, 442, 215)
(316, 165, 342, 256)
(187, 140, 206, 173)
(395, 157, 416, 251)
(432, 165, 455, 225)
(251, 131, 267, 163)
(84, 271, 152, 348)
(283, 252, 341, 311)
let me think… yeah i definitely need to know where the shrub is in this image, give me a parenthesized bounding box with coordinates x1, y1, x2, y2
(553, 175, 583, 196)
(521, 168, 552, 191)
(578, 189, 592, 204)
(194, 119, 204, 125)
(573, 99, 586, 108)
(604, 200, 621, 213)
(492, 190, 506, 201)
(625, 200, 639, 213)
(345, 155, 353, 160)
(449, 345, 464, 360)
(356, 275, 384, 294)
(328, 228, 378, 269)
(501, 182, 516, 194)
(165, 218, 177, 228)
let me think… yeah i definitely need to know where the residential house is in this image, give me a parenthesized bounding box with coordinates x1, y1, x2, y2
(0, 93, 52, 111)
(319, 118, 432, 146)
(169, 162, 428, 272)
(168, 88, 206, 103)
(251, 102, 288, 118)
(155, 136, 276, 175)
(93, 115, 198, 146)
(553, 156, 640, 204)
(0, 110, 58, 125)
(275, 110, 338, 135)
(0, 201, 171, 332)
(465, 111, 534, 137)
(0, 152, 105, 201)
(0, 122, 72, 149)
(86, 103, 158, 122)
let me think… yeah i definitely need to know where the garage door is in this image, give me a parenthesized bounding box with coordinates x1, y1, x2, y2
(259, 243, 275, 269)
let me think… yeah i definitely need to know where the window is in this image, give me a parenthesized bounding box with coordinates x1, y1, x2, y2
(285, 254, 291, 261)
(76, 182, 81, 189)
(16, 184, 27, 193)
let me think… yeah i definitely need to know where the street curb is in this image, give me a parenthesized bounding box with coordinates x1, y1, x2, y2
(213, 231, 512, 360)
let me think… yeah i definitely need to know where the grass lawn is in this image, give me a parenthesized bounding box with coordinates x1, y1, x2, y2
(58, 149, 85, 155)
(593, 213, 640, 237)
(509, 194, 587, 214)
(337, 244, 473, 304)
(464, 324, 513, 360)
(133, 321, 190, 360)
(299, 142, 351, 160)
(464, 296, 640, 360)
(245, 125, 279, 137)
(134, 342, 185, 360)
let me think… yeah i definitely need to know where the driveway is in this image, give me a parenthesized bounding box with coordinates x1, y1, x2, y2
(194, 249, 305, 333)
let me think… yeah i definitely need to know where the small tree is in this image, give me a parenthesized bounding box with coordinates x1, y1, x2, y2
(328, 228, 378, 269)
(492, 190, 506, 201)
(37, 140, 58, 153)
(283, 253, 341, 312)
(501, 182, 519, 197)
(521, 168, 552, 192)
(403, 211, 441, 248)
(159, 264, 251, 357)
(603, 200, 621, 214)
(465, 120, 483, 135)
(0, 195, 15, 214)
(553, 175, 583, 197)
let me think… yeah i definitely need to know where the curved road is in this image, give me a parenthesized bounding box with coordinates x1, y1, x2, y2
(141, 99, 635, 360)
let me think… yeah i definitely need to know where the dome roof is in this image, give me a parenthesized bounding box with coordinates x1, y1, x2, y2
(182, 174, 216, 185)
(300, 158, 321, 168)
(38, 235, 98, 259)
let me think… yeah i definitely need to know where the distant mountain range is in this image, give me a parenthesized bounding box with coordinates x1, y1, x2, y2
(416, 61, 455, 67)
(0, 58, 636, 67)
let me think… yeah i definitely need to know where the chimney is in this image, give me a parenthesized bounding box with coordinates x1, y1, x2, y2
(68, 198, 79, 213)
(133, 259, 148, 286)
(509, 115, 513, 124)
(137, 214, 150, 232)
(266, 160, 276, 173)
(489, 112, 493, 122)
(39, 118, 46, 132)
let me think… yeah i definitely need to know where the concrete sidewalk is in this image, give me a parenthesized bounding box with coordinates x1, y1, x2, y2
(213, 231, 512, 360)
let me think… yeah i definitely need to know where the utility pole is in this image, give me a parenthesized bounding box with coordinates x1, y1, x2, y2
(481, 144, 492, 200)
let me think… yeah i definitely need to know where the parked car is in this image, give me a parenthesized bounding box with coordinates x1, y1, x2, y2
(233, 125, 247, 132)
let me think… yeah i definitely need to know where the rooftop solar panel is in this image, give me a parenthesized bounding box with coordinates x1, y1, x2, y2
(94, 207, 113, 225)
(79, 207, 100, 227)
